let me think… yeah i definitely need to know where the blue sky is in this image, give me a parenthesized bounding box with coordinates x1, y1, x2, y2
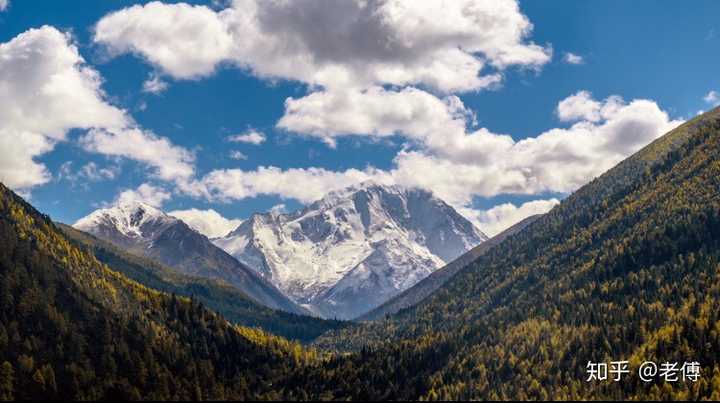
(0, 0, 718, 237)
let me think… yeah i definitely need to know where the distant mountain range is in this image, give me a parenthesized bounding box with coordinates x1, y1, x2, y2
(3, 107, 720, 400)
(73, 183, 486, 320)
(73, 201, 304, 315)
(213, 182, 487, 319)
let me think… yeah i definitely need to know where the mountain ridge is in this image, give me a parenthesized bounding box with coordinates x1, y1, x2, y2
(214, 181, 488, 319)
(73, 200, 305, 315)
(60, 223, 345, 342)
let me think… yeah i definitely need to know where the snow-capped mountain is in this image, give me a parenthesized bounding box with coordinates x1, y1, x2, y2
(73, 201, 304, 315)
(74, 201, 178, 249)
(214, 182, 488, 319)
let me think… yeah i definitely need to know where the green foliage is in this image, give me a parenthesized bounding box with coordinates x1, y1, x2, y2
(0, 183, 320, 400)
(0, 361, 13, 401)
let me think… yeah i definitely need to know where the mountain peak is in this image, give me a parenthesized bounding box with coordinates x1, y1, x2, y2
(324, 180, 407, 199)
(72, 200, 304, 315)
(74, 201, 176, 239)
(214, 181, 488, 319)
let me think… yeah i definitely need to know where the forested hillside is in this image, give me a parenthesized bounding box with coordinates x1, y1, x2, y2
(303, 107, 720, 399)
(0, 183, 320, 400)
(59, 225, 344, 343)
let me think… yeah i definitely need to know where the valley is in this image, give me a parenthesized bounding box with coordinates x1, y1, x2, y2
(1, 106, 720, 399)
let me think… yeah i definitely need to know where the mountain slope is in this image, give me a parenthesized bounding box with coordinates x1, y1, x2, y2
(214, 182, 487, 319)
(60, 224, 344, 342)
(73, 202, 304, 315)
(305, 107, 720, 399)
(359, 213, 541, 321)
(0, 183, 316, 400)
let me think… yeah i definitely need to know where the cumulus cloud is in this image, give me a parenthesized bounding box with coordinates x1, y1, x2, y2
(563, 52, 584, 65)
(0, 25, 197, 201)
(94, 0, 550, 92)
(113, 183, 171, 207)
(278, 86, 470, 147)
(201, 166, 388, 204)
(168, 208, 242, 238)
(80, 128, 195, 182)
(227, 129, 265, 145)
(704, 90, 719, 107)
(276, 89, 681, 205)
(0, 26, 128, 190)
(556, 90, 620, 122)
(465, 198, 559, 236)
(94, 2, 233, 79)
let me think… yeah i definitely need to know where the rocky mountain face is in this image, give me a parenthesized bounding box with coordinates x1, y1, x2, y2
(213, 182, 488, 319)
(73, 201, 304, 315)
(359, 213, 543, 321)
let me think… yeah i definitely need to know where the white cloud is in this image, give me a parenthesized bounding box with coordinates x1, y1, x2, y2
(278, 86, 470, 147)
(94, 2, 233, 79)
(94, 0, 550, 92)
(276, 88, 681, 206)
(168, 208, 242, 238)
(142, 73, 169, 94)
(80, 128, 195, 182)
(0, 26, 128, 191)
(556, 90, 622, 122)
(58, 161, 119, 184)
(229, 150, 248, 160)
(394, 94, 681, 205)
(227, 129, 265, 145)
(704, 90, 719, 106)
(466, 198, 559, 236)
(200, 166, 387, 204)
(0, 1, 8, 12)
(114, 183, 171, 208)
(0, 25, 197, 201)
(563, 52, 584, 65)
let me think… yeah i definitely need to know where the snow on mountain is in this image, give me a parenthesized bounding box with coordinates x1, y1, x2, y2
(74, 201, 178, 247)
(213, 182, 488, 319)
(73, 200, 305, 315)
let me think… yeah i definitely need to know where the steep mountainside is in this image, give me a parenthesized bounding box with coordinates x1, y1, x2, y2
(214, 182, 487, 319)
(304, 107, 720, 399)
(0, 183, 316, 400)
(73, 202, 303, 315)
(360, 214, 541, 321)
(60, 224, 344, 343)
